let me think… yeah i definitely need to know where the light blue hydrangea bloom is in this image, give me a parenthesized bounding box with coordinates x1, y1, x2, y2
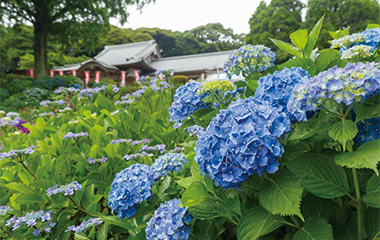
(63, 132, 89, 139)
(223, 44, 275, 79)
(287, 62, 380, 122)
(108, 163, 154, 219)
(169, 81, 209, 123)
(46, 181, 82, 196)
(195, 97, 291, 189)
(0, 206, 12, 215)
(5, 210, 55, 235)
(66, 218, 102, 233)
(146, 198, 192, 240)
(254, 67, 310, 123)
(150, 153, 188, 181)
(0, 145, 36, 160)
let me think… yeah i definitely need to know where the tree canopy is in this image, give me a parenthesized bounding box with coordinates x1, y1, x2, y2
(0, 0, 154, 77)
(304, 0, 380, 49)
(245, 0, 304, 63)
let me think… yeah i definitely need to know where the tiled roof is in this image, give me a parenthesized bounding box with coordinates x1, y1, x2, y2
(148, 50, 233, 73)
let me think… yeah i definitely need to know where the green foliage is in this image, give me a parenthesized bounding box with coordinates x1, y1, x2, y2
(304, 0, 380, 49)
(237, 205, 284, 240)
(363, 174, 380, 208)
(335, 139, 380, 175)
(286, 153, 350, 199)
(292, 217, 333, 240)
(328, 119, 358, 150)
(246, 0, 304, 63)
(259, 170, 304, 220)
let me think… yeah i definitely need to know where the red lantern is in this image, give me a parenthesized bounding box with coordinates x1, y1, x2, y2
(49, 69, 54, 77)
(84, 71, 90, 85)
(95, 71, 100, 83)
(71, 69, 76, 77)
(28, 69, 35, 78)
(58, 70, 64, 76)
(120, 71, 126, 87)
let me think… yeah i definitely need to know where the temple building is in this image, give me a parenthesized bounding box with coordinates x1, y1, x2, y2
(53, 40, 236, 85)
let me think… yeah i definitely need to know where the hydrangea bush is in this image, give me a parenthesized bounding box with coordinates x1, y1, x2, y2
(0, 20, 379, 240)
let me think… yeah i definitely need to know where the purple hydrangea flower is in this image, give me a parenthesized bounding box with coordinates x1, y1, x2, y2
(150, 153, 188, 181)
(63, 132, 89, 139)
(146, 198, 191, 240)
(0, 206, 12, 215)
(65, 218, 102, 233)
(46, 181, 82, 196)
(108, 163, 154, 219)
(5, 210, 54, 233)
(195, 97, 291, 189)
(0, 145, 36, 160)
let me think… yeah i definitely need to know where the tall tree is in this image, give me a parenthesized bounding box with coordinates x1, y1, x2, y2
(304, 0, 380, 49)
(245, 0, 304, 63)
(0, 0, 154, 77)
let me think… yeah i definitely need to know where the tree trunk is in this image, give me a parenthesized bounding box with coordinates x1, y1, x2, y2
(33, 2, 49, 78)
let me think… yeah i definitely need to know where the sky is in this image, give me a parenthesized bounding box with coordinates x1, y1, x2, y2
(110, 0, 277, 34)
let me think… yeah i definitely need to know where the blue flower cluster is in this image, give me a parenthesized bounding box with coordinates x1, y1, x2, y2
(146, 198, 192, 240)
(223, 44, 275, 79)
(150, 153, 188, 181)
(186, 125, 205, 138)
(195, 97, 291, 189)
(88, 157, 107, 164)
(66, 218, 102, 233)
(331, 28, 380, 59)
(63, 132, 89, 139)
(288, 62, 380, 122)
(78, 85, 107, 98)
(354, 117, 380, 146)
(54, 86, 80, 94)
(254, 67, 310, 123)
(6, 210, 55, 235)
(0, 145, 36, 160)
(169, 81, 209, 123)
(110, 138, 150, 145)
(0, 206, 12, 215)
(122, 151, 154, 160)
(114, 87, 148, 105)
(108, 163, 154, 219)
(46, 181, 82, 196)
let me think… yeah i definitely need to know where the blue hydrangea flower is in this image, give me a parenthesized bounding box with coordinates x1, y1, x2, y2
(78, 85, 107, 98)
(0, 145, 36, 160)
(223, 44, 275, 79)
(46, 181, 82, 196)
(150, 153, 188, 181)
(88, 157, 107, 164)
(66, 218, 102, 233)
(145, 198, 192, 240)
(108, 163, 154, 219)
(40, 100, 51, 107)
(354, 117, 380, 146)
(0, 206, 12, 215)
(195, 97, 291, 189)
(122, 152, 154, 160)
(169, 81, 210, 123)
(341, 45, 374, 59)
(254, 67, 310, 123)
(332, 28, 380, 51)
(288, 62, 380, 122)
(5, 210, 55, 234)
(63, 132, 89, 139)
(186, 125, 204, 138)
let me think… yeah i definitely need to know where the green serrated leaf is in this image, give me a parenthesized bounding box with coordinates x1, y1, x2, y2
(269, 38, 302, 58)
(286, 153, 349, 199)
(259, 170, 304, 220)
(182, 181, 216, 207)
(365, 207, 380, 240)
(241, 174, 264, 194)
(278, 58, 317, 76)
(293, 217, 333, 240)
(4, 182, 34, 194)
(328, 119, 358, 150)
(237, 205, 284, 240)
(186, 199, 228, 219)
(315, 49, 341, 71)
(363, 174, 380, 208)
(329, 28, 350, 40)
(15, 193, 44, 203)
(304, 15, 324, 58)
(290, 29, 309, 56)
(335, 139, 380, 175)
(100, 216, 134, 230)
(353, 96, 380, 123)
(367, 23, 380, 29)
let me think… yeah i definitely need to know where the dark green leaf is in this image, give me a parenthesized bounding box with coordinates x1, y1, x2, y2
(365, 207, 380, 239)
(237, 205, 284, 240)
(363, 174, 380, 208)
(259, 170, 304, 220)
(335, 139, 380, 175)
(286, 153, 349, 199)
(293, 217, 333, 240)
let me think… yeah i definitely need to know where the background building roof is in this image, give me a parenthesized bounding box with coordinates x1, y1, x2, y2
(148, 50, 233, 73)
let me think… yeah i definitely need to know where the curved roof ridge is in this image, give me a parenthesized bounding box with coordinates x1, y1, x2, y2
(152, 50, 234, 62)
